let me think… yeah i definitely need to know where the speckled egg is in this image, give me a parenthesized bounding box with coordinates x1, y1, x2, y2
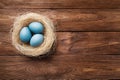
(19, 27, 32, 43)
(30, 34, 44, 47)
(29, 22, 44, 34)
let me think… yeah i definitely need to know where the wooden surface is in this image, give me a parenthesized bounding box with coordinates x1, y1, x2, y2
(0, 0, 120, 80)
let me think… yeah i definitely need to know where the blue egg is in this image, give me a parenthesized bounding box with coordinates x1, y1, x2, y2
(19, 27, 32, 43)
(30, 34, 44, 47)
(29, 22, 44, 34)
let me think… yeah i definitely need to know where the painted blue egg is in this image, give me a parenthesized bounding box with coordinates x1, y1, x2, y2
(30, 34, 44, 47)
(19, 27, 32, 43)
(29, 22, 44, 34)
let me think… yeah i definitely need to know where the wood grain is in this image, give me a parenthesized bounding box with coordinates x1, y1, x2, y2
(1, 9, 120, 32)
(1, 32, 120, 79)
(1, 32, 120, 56)
(1, 0, 120, 9)
(0, 55, 120, 79)
(1, 0, 120, 79)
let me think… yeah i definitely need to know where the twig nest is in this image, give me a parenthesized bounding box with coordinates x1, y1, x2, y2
(11, 13, 56, 57)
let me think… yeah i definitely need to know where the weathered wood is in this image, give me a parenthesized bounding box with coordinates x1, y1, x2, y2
(1, 0, 120, 9)
(1, 9, 120, 31)
(0, 0, 120, 79)
(1, 32, 119, 78)
(1, 32, 120, 56)
(1, 31, 120, 79)
(0, 55, 120, 79)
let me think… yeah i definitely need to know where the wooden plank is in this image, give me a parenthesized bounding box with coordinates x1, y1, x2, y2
(1, 9, 120, 32)
(0, 55, 120, 79)
(1, 32, 120, 56)
(1, 0, 120, 9)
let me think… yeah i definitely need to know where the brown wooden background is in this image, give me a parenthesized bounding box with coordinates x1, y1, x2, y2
(0, 0, 120, 79)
